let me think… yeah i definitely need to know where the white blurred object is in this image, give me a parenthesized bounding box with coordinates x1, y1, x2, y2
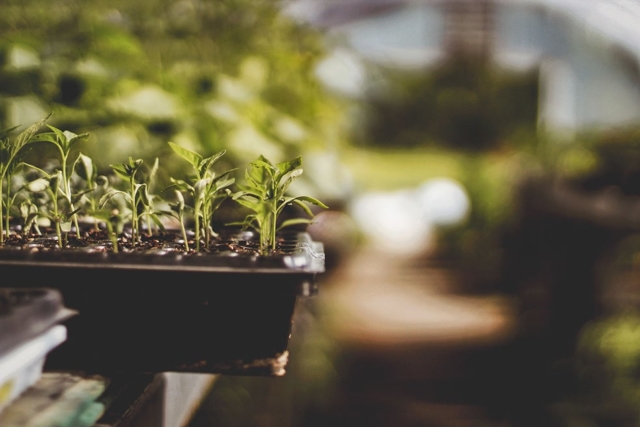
(314, 48, 367, 98)
(7, 46, 40, 69)
(0, 325, 67, 415)
(350, 190, 433, 255)
(350, 178, 470, 255)
(107, 85, 179, 120)
(417, 178, 470, 227)
(6, 97, 49, 132)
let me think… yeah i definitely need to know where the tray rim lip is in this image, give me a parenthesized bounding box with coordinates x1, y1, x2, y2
(0, 232, 326, 274)
(0, 258, 323, 274)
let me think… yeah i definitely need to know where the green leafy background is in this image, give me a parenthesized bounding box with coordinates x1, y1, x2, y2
(0, 0, 353, 202)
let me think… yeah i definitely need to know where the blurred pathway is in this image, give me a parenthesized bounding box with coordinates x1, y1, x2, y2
(314, 244, 521, 427)
(321, 245, 516, 347)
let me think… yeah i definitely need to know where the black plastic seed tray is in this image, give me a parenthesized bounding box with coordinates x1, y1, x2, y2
(0, 232, 325, 376)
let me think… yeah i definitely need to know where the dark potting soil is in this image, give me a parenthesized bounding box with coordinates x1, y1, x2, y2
(0, 226, 325, 272)
(2, 227, 258, 254)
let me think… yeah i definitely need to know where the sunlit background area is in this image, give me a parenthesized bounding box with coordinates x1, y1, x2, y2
(5, 0, 640, 426)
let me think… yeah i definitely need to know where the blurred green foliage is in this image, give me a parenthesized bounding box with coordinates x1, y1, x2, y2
(355, 57, 539, 151)
(567, 127, 640, 194)
(547, 311, 640, 426)
(520, 122, 640, 193)
(0, 0, 353, 201)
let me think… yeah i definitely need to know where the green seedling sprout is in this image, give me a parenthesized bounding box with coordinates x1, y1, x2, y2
(74, 152, 105, 230)
(75, 155, 123, 244)
(139, 157, 165, 237)
(231, 155, 328, 255)
(0, 114, 50, 242)
(104, 157, 145, 245)
(88, 209, 122, 253)
(168, 142, 236, 251)
(25, 169, 81, 247)
(18, 199, 41, 236)
(161, 189, 190, 252)
(31, 125, 89, 235)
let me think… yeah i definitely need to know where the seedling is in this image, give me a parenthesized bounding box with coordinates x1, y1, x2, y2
(161, 189, 191, 252)
(231, 155, 328, 255)
(18, 199, 41, 236)
(74, 153, 111, 230)
(75, 155, 124, 248)
(103, 157, 146, 245)
(30, 125, 90, 234)
(0, 114, 50, 242)
(139, 157, 165, 237)
(88, 209, 123, 253)
(167, 142, 236, 251)
(25, 169, 80, 247)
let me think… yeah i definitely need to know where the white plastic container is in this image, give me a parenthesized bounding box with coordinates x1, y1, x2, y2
(0, 325, 67, 414)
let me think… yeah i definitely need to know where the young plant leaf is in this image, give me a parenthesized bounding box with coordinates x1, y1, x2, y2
(231, 154, 327, 255)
